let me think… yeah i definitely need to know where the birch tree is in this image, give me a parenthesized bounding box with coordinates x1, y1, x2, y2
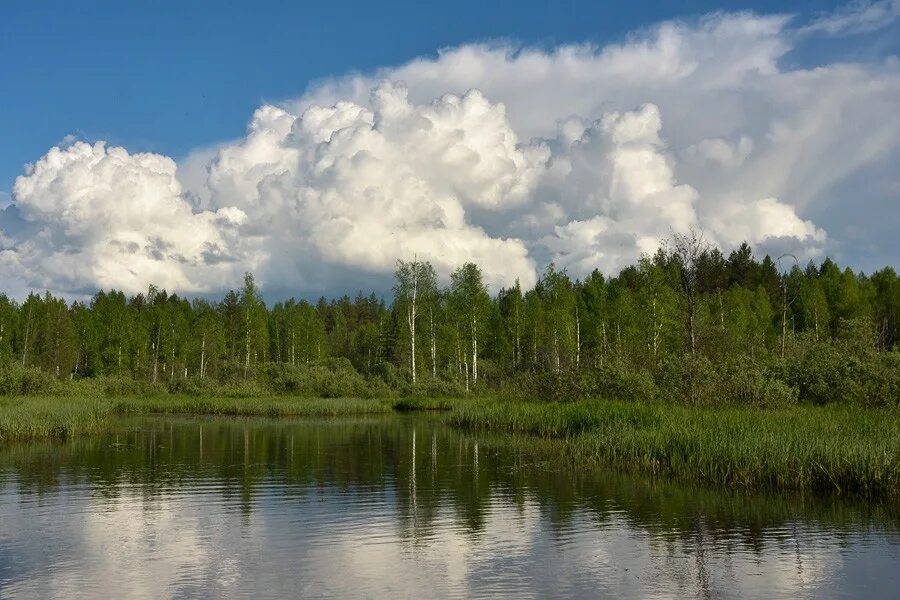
(0, 294, 17, 364)
(671, 229, 711, 355)
(393, 259, 436, 383)
(536, 264, 576, 373)
(449, 263, 489, 387)
(239, 272, 268, 379)
(498, 280, 524, 370)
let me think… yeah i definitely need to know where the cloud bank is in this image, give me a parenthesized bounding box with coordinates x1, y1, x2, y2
(2, 6, 898, 296)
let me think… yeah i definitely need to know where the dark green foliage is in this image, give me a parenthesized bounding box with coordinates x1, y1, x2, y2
(0, 240, 897, 407)
(451, 399, 900, 496)
(261, 360, 386, 398)
(783, 329, 900, 406)
(500, 360, 656, 403)
(420, 375, 469, 397)
(653, 355, 797, 407)
(0, 364, 54, 396)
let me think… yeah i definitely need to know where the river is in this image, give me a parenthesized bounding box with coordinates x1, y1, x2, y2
(0, 415, 897, 599)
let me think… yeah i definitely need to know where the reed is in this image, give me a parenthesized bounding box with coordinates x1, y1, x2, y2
(0, 395, 393, 443)
(451, 399, 900, 496)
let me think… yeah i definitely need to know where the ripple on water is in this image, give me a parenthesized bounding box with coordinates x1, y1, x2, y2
(0, 416, 898, 600)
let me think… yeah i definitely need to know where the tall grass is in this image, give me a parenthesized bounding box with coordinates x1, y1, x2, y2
(451, 399, 900, 496)
(0, 396, 394, 443)
(111, 395, 393, 417)
(0, 397, 112, 443)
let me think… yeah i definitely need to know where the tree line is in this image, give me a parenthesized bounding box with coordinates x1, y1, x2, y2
(1, 233, 898, 404)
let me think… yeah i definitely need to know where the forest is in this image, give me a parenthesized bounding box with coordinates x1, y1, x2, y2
(1, 233, 899, 407)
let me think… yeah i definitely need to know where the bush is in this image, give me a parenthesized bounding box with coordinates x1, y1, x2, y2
(867, 352, 900, 406)
(654, 354, 720, 406)
(100, 376, 166, 397)
(261, 361, 386, 398)
(166, 377, 224, 397)
(407, 375, 467, 398)
(372, 362, 406, 389)
(0, 364, 54, 396)
(719, 357, 797, 408)
(592, 360, 657, 402)
(498, 362, 656, 403)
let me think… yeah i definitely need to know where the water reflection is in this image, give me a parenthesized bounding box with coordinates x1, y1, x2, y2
(0, 415, 897, 599)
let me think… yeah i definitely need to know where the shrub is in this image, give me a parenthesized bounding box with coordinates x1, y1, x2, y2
(719, 356, 797, 408)
(654, 354, 720, 406)
(592, 360, 657, 402)
(498, 362, 656, 403)
(166, 377, 223, 397)
(407, 375, 467, 398)
(0, 364, 54, 396)
(372, 362, 406, 389)
(100, 376, 167, 398)
(261, 361, 385, 398)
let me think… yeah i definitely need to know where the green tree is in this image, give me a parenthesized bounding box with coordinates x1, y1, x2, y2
(393, 259, 437, 383)
(449, 263, 490, 389)
(239, 273, 268, 379)
(0, 294, 17, 365)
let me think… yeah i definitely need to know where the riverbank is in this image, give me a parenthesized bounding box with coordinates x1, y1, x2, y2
(0, 396, 397, 443)
(1, 394, 898, 497)
(451, 399, 900, 497)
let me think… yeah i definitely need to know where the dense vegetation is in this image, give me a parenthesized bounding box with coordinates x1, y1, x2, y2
(1, 234, 897, 407)
(453, 400, 900, 496)
(0, 395, 396, 443)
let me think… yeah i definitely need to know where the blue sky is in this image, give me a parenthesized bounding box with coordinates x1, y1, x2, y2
(1, 1, 898, 297)
(0, 0, 881, 192)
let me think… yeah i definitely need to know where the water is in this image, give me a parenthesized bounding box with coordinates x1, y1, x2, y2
(0, 415, 898, 599)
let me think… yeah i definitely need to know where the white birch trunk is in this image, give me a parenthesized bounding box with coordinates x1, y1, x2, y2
(200, 335, 206, 379)
(575, 305, 581, 369)
(471, 313, 477, 384)
(21, 305, 33, 367)
(407, 264, 418, 384)
(244, 305, 251, 379)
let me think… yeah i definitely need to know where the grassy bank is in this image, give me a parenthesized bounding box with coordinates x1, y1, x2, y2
(0, 397, 112, 442)
(452, 399, 900, 497)
(0, 395, 395, 443)
(2, 394, 898, 498)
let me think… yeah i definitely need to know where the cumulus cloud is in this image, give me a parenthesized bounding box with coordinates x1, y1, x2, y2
(6, 141, 253, 293)
(2, 7, 899, 296)
(538, 103, 699, 274)
(201, 81, 543, 291)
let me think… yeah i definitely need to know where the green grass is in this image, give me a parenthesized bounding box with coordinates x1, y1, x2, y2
(0, 395, 394, 443)
(111, 395, 394, 417)
(451, 399, 900, 497)
(0, 397, 112, 442)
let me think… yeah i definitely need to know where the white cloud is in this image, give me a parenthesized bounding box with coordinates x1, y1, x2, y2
(803, 0, 900, 36)
(201, 82, 543, 292)
(2, 8, 899, 295)
(537, 103, 699, 274)
(293, 13, 794, 141)
(6, 141, 254, 294)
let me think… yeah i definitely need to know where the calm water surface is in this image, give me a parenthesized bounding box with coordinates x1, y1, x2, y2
(0, 415, 898, 599)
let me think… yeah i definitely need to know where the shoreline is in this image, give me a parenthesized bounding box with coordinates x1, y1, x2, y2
(1, 394, 898, 498)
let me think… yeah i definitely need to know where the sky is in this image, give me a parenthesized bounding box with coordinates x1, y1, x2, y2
(1, 0, 899, 299)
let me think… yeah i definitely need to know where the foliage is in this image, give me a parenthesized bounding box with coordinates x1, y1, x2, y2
(0, 239, 898, 407)
(451, 399, 900, 496)
(0, 363, 54, 396)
